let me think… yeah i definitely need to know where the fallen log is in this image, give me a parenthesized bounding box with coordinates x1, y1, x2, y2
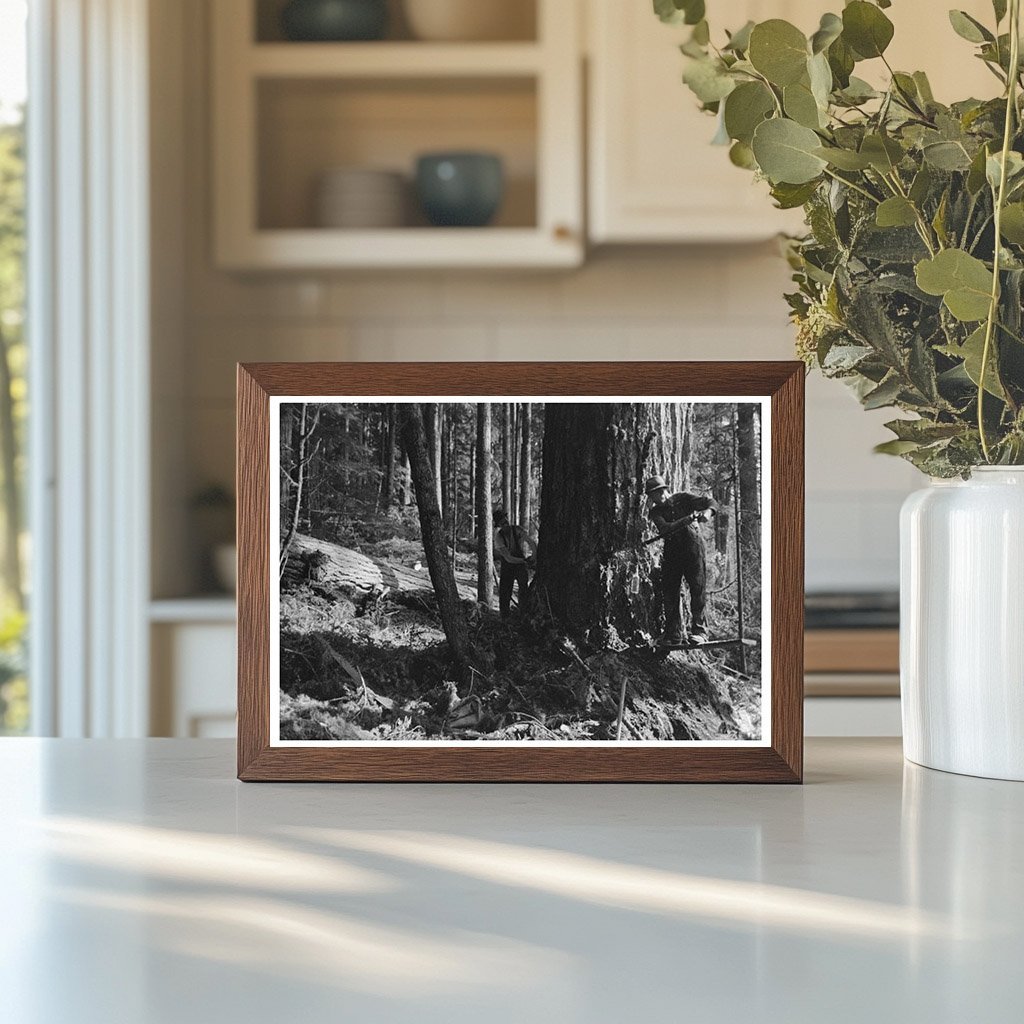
(282, 533, 477, 603)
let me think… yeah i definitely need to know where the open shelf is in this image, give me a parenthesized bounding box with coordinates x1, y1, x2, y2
(257, 76, 538, 232)
(213, 0, 581, 268)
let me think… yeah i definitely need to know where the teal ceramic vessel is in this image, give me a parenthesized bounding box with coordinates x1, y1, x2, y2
(281, 0, 388, 42)
(415, 152, 505, 228)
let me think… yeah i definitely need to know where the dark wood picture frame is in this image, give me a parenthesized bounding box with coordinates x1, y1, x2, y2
(237, 362, 804, 782)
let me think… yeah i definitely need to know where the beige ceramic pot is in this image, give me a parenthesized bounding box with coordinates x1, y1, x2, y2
(403, 0, 535, 41)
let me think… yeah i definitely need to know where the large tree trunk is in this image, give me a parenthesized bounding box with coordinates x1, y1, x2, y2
(400, 404, 474, 668)
(280, 532, 477, 603)
(533, 403, 679, 641)
(518, 401, 532, 529)
(475, 403, 494, 607)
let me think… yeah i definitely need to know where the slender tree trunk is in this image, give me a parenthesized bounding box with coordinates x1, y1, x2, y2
(533, 403, 676, 639)
(468, 438, 476, 539)
(0, 326, 22, 606)
(733, 408, 747, 672)
(399, 450, 411, 506)
(476, 403, 494, 607)
(680, 404, 694, 491)
(518, 402, 532, 529)
(449, 405, 459, 574)
(280, 403, 312, 578)
(502, 403, 513, 519)
(737, 403, 759, 554)
(400, 404, 474, 669)
(382, 405, 397, 510)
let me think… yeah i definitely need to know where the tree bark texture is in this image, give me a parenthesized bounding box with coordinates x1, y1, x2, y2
(518, 402, 532, 528)
(501, 403, 513, 520)
(737, 403, 760, 556)
(400, 404, 473, 667)
(533, 402, 681, 641)
(475, 403, 494, 607)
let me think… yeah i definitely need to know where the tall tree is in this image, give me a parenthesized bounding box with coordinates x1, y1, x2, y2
(279, 403, 320, 577)
(400, 404, 474, 668)
(737, 404, 760, 555)
(381, 405, 397, 509)
(533, 403, 680, 640)
(518, 402, 532, 528)
(475, 403, 494, 608)
(501, 403, 513, 520)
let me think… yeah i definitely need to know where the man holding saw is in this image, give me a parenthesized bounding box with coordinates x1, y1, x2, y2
(645, 475, 716, 646)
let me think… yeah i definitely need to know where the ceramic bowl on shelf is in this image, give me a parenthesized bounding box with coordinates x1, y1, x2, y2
(281, 0, 388, 42)
(415, 152, 504, 227)
(315, 167, 408, 229)
(403, 0, 534, 42)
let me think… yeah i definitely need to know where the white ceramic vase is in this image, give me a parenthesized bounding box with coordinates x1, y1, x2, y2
(901, 467, 1024, 780)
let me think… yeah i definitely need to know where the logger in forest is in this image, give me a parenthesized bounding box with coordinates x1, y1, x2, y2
(493, 509, 537, 619)
(645, 475, 716, 646)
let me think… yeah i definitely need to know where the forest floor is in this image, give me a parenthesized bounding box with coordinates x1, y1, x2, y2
(279, 527, 762, 742)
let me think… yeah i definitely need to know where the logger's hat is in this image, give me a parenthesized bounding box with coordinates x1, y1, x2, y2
(644, 475, 669, 496)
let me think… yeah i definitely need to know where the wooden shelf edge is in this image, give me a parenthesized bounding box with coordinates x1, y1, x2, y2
(804, 628, 900, 675)
(249, 42, 543, 79)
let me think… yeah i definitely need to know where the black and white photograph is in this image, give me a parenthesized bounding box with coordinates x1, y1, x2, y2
(271, 398, 769, 745)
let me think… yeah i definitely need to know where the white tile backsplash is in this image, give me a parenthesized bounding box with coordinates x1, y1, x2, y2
(182, 252, 917, 593)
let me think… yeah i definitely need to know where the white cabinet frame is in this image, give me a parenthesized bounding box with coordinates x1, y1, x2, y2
(211, 0, 584, 269)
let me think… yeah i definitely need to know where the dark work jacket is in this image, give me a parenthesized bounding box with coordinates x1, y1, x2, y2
(649, 491, 714, 557)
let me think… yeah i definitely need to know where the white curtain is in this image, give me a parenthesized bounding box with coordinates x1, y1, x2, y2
(28, 0, 150, 736)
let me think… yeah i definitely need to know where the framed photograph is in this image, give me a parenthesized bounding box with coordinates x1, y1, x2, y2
(237, 362, 804, 782)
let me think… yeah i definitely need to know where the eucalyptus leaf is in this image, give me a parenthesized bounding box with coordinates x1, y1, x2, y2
(993, 0, 1008, 24)
(827, 35, 856, 88)
(915, 249, 994, 321)
(770, 180, 820, 209)
(751, 118, 828, 184)
(861, 133, 904, 173)
(724, 20, 755, 52)
(748, 20, 809, 86)
(683, 57, 736, 104)
(810, 13, 843, 54)
(923, 140, 973, 171)
(939, 325, 1006, 398)
(1000, 203, 1024, 244)
(784, 80, 825, 129)
(814, 146, 872, 170)
(842, 1, 895, 59)
(653, 0, 705, 26)
(724, 81, 775, 144)
(876, 197, 918, 228)
(729, 140, 757, 169)
(948, 10, 994, 44)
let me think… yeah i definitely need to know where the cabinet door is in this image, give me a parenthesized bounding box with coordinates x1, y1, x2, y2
(588, 0, 994, 244)
(588, 0, 809, 243)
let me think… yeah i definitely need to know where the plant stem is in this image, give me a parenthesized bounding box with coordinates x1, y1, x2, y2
(822, 167, 879, 205)
(979, 0, 1021, 462)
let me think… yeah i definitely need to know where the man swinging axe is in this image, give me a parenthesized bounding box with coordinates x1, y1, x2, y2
(493, 509, 537, 619)
(645, 475, 716, 646)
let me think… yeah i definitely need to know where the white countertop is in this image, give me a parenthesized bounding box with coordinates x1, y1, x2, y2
(1, 738, 1020, 1023)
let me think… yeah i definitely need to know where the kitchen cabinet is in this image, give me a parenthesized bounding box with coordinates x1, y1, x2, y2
(586, 0, 998, 244)
(211, 0, 583, 269)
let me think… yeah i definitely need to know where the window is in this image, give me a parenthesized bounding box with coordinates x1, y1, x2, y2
(0, 0, 28, 734)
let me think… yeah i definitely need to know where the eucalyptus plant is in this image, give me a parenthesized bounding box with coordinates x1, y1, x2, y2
(657, 0, 1024, 475)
